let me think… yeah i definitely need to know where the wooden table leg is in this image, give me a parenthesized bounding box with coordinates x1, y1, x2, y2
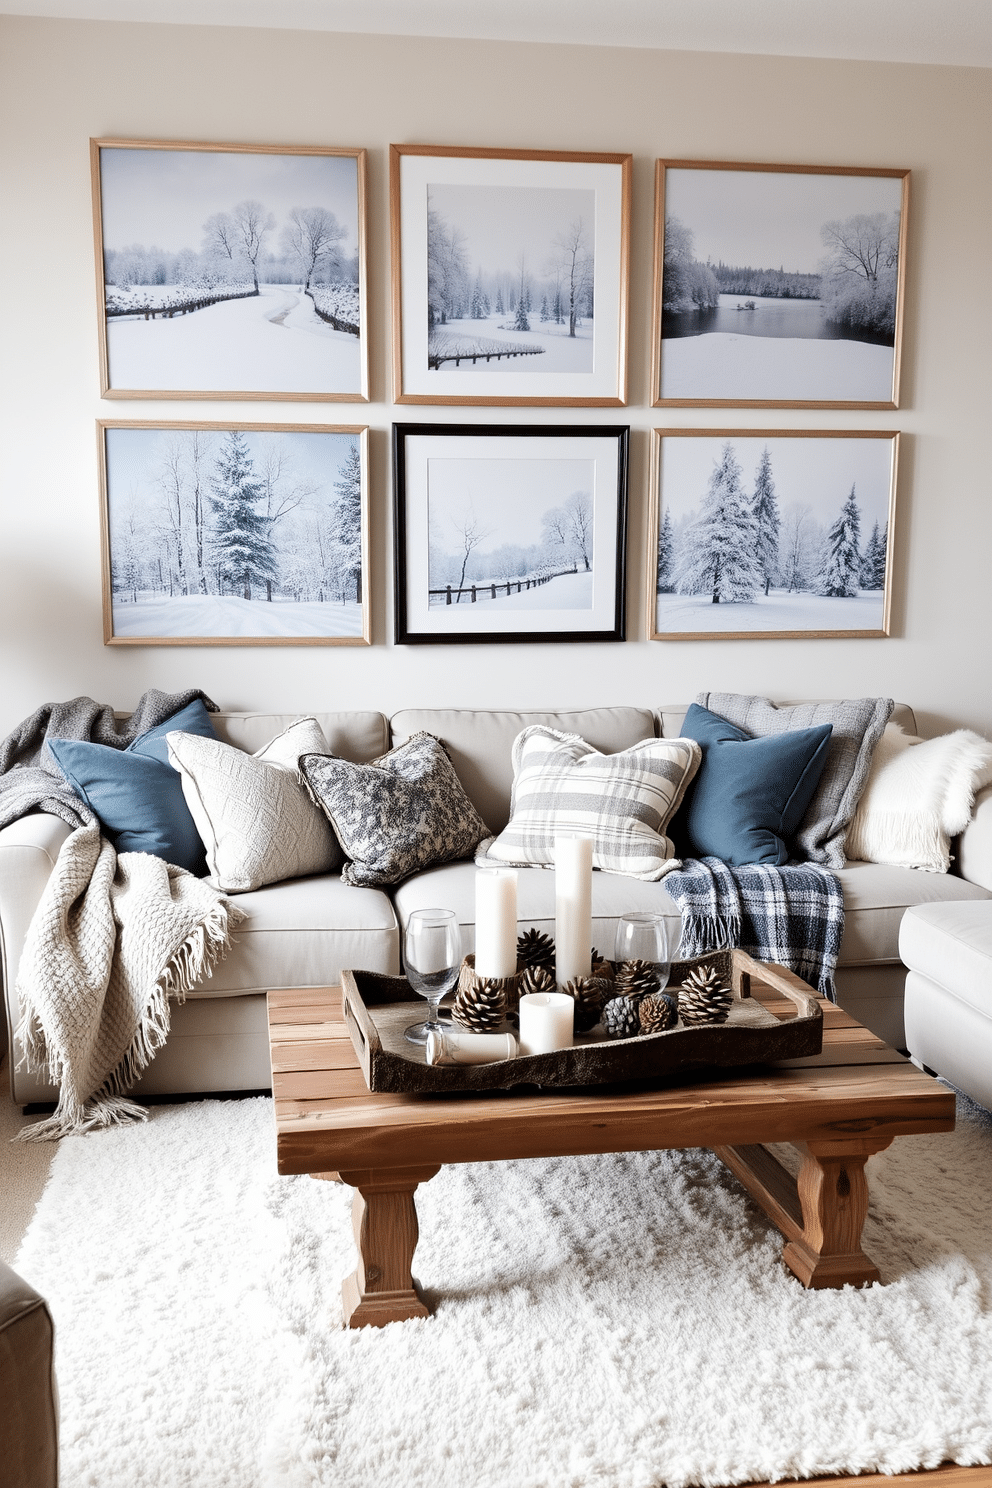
(714, 1136, 893, 1290)
(336, 1165, 441, 1328)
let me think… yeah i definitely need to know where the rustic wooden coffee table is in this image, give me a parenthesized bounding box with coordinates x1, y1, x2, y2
(267, 969, 955, 1328)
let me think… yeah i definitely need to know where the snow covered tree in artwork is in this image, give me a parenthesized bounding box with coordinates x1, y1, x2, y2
(819, 485, 863, 597)
(675, 443, 763, 603)
(657, 508, 676, 593)
(752, 446, 781, 596)
(861, 520, 888, 590)
(333, 442, 363, 603)
(208, 431, 278, 601)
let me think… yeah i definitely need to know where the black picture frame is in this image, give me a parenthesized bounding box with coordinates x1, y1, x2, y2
(393, 422, 628, 645)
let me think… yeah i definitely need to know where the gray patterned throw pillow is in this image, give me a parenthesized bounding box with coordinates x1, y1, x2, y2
(299, 731, 489, 888)
(695, 693, 894, 868)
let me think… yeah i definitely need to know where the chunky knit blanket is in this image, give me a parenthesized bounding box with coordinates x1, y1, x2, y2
(15, 821, 244, 1141)
(663, 856, 844, 1000)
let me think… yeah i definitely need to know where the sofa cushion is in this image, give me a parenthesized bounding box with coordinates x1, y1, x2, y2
(167, 717, 341, 893)
(48, 698, 219, 875)
(835, 861, 992, 965)
(389, 707, 657, 833)
(695, 692, 893, 868)
(300, 732, 490, 888)
(674, 703, 833, 866)
(184, 872, 400, 995)
(481, 726, 700, 881)
(210, 711, 388, 762)
(899, 900, 992, 1019)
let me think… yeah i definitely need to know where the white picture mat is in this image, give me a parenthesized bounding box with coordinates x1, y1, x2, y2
(402, 433, 621, 635)
(398, 154, 624, 401)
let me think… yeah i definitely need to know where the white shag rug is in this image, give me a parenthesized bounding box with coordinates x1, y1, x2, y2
(14, 1093, 992, 1488)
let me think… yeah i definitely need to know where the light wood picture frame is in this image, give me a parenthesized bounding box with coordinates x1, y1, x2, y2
(393, 422, 629, 644)
(390, 144, 631, 406)
(92, 138, 369, 401)
(651, 160, 910, 409)
(99, 421, 371, 646)
(648, 428, 899, 640)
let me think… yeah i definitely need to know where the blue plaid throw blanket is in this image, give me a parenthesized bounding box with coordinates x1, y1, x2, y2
(663, 856, 844, 1001)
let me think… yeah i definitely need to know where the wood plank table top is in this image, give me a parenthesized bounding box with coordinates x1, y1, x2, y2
(267, 970, 956, 1325)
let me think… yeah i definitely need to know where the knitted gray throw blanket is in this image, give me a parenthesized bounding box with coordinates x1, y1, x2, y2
(0, 688, 217, 832)
(662, 856, 845, 1000)
(15, 822, 244, 1141)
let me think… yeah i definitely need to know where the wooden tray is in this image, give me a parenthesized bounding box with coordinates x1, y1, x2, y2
(341, 949, 823, 1095)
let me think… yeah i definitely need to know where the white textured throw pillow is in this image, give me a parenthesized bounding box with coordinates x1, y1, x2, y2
(167, 717, 342, 892)
(846, 723, 992, 872)
(481, 726, 701, 881)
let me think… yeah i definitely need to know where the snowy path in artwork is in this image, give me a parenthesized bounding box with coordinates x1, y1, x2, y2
(660, 332, 893, 402)
(112, 595, 364, 639)
(655, 589, 885, 634)
(106, 286, 361, 394)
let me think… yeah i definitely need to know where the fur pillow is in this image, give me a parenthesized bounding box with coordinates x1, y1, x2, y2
(845, 723, 992, 872)
(299, 732, 489, 888)
(479, 726, 701, 881)
(167, 717, 341, 892)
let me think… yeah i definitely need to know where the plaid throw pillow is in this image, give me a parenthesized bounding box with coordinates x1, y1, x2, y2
(299, 731, 489, 888)
(480, 726, 701, 882)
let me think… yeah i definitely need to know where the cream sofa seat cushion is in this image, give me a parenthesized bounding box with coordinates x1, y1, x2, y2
(390, 707, 657, 832)
(185, 872, 400, 995)
(899, 900, 992, 1018)
(835, 861, 991, 965)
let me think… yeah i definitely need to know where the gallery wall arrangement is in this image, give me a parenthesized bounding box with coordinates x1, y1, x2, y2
(88, 135, 910, 651)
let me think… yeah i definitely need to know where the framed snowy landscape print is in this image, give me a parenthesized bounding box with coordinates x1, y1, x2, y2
(390, 145, 631, 406)
(652, 160, 909, 408)
(91, 138, 369, 401)
(649, 429, 898, 641)
(393, 423, 628, 644)
(99, 422, 370, 646)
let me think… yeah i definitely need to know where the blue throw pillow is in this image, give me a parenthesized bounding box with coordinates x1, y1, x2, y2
(49, 700, 218, 875)
(674, 703, 833, 866)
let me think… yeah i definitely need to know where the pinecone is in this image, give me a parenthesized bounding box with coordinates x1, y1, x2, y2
(518, 964, 555, 999)
(615, 958, 661, 1001)
(560, 975, 609, 1034)
(516, 927, 556, 973)
(639, 991, 678, 1034)
(451, 977, 506, 1032)
(591, 951, 615, 982)
(677, 966, 733, 1026)
(602, 994, 642, 1040)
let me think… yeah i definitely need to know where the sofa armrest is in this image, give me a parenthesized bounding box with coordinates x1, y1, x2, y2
(0, 814, 74, 1067)
(955, 785, 992, 890)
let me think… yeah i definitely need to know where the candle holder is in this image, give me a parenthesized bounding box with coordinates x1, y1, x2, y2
(451, 953, 523, 1031)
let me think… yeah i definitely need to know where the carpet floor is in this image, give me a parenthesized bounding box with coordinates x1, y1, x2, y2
(13, 1091, 992, 1488)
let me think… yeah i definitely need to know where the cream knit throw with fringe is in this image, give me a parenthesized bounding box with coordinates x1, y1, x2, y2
(14, 821, 245, 1141)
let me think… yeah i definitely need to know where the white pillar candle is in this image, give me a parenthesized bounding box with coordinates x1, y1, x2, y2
(518, 992, 574, 1056)
(555, 833, 593, 987)
(474, 867, 518, 979)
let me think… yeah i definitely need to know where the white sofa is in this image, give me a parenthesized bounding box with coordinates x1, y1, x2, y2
(4, 701, 992, 1106)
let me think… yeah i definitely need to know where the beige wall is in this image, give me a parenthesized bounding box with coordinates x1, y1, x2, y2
(0, 15, 989, 738)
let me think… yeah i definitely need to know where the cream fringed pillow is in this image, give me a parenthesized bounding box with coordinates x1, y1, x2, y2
(479, 726, 701, 882)
(167, 717, 342, 892)
(846, 723, 992, 873)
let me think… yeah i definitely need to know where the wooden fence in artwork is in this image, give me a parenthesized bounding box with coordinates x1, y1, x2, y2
(429, 564, 580, 606)
(106, 288, 258, 320)
(427, 334, 545, 370)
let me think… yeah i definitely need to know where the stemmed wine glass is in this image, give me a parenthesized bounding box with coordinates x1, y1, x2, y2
(403, 908, 462, 1045)
(614, 911, 681, 993)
